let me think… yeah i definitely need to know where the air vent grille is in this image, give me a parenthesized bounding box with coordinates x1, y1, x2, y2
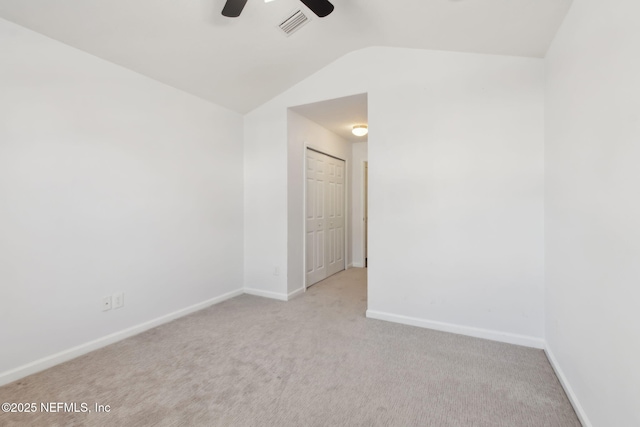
(278, 10, 309, 36)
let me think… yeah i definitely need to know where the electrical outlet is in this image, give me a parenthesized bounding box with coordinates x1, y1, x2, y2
(102, 296, 112, 311)
(113, 292, 124, 309)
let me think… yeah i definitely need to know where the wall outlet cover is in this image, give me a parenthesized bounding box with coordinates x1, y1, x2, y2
(113, 292, 124, 309)
(102, 296, 112, 311)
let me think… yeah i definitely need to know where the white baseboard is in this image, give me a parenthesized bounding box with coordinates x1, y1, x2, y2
(352, 262, 364, 268)
(243, 288, 288, 301)
(287, 287, 305, 300)
(545, 346, 592, 427)
(0, 288, 243, 387)
(365, 310, 544, 349)
(243, 287, 306, 301)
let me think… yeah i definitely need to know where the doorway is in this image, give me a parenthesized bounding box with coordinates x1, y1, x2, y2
(305, 148, 346, 287)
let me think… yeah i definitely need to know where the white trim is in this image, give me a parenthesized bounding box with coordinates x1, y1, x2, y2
(545, 345, 592, 427)
(244, 288, 288, 301)
(244, 287, 303, 301)
(301, 142, 308, 295)
(365, 310, 544, 349)
(352, 262, 364, 268)
(287, 287, 305, 300)
(361, 160, 368, 269)
(0, 289, 244, 387)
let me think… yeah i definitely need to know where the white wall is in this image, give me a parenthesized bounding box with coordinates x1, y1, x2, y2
(351, 142, 368, 268)
(243, 107, 288, 298)
(545, 0, 640, 425)
(286, 110, 352, 295)
(244, 47, 545, 346)
(0, 19, 244, 382)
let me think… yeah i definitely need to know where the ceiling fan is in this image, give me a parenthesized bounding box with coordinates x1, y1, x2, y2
(222, 0, 334, 18)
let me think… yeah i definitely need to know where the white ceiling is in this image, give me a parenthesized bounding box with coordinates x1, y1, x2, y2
(0, 0, 572, 113)
(291, 93, 368, 143)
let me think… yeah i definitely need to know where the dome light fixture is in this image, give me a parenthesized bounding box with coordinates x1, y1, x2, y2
(352, 124, 368, 137)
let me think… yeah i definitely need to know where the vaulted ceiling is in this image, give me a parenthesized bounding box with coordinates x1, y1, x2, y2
(0, 0, 572, 113)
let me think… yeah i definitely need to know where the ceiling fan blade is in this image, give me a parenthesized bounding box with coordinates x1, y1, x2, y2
(222, 0, 248, 17)
(299, 0, 334, 18)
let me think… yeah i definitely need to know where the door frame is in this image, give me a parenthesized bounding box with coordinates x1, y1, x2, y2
(362, 160, 368, 268)
(303, 145, 348, 290)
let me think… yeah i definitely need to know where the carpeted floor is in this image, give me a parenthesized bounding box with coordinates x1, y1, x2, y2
(0, 268, 580, 426)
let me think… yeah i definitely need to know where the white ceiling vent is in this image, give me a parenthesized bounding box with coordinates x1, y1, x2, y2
(278, 10, 310, 36)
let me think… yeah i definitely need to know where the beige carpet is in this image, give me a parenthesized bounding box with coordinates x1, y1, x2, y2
(0, 268, 580, 426)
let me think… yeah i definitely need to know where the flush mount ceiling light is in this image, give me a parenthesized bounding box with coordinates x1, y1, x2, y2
(352, 125, 368, 137)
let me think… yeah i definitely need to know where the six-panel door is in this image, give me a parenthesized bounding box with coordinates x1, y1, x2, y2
(306, 149, 345, 287)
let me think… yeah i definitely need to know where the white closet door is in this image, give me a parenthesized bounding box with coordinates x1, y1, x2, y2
(306, 150, 327, 286)
(325, 155, 345, 277)
(306, 149, 345, 287)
